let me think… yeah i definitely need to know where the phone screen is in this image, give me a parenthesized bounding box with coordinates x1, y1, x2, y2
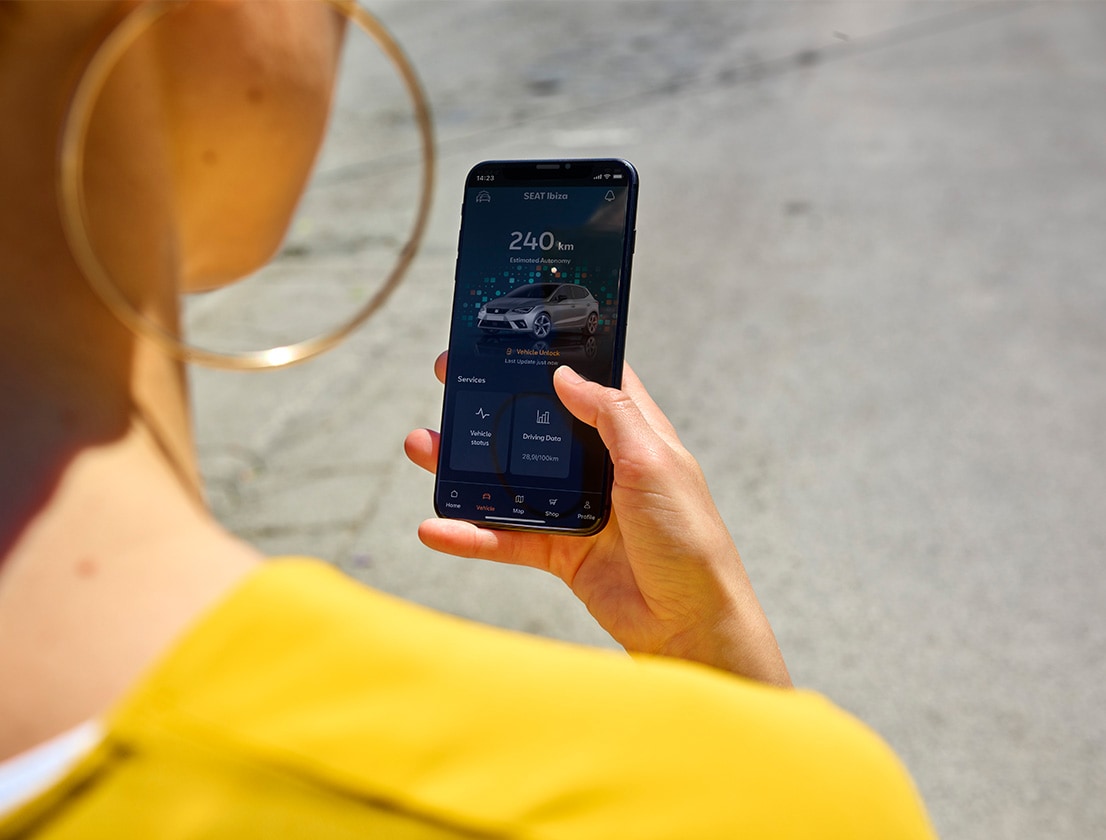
(434, 159, 638, 534)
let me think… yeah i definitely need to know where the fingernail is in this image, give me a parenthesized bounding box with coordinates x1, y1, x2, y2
(556, 365, 584, 384)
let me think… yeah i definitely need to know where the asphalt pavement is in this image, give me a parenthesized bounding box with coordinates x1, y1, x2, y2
(189, 3, 1106, 838)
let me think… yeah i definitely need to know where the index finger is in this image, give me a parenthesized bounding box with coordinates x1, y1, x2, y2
(434, 350, 448, 384)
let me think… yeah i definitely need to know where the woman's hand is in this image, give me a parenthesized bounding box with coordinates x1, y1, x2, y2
(404, 354, 791, 687)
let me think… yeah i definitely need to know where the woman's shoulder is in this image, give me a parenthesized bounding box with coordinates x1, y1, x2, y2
(93, 558, 934, 839)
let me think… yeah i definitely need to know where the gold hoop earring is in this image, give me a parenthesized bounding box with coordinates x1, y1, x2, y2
(58, 0, 435, 370)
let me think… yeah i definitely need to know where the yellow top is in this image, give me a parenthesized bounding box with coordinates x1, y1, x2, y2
(0, 559, 935, 839)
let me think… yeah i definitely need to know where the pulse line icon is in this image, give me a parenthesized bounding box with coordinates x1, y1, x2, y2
(475, 408, 490, 420)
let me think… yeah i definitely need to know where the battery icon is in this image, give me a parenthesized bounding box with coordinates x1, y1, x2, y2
(612, 174, 624, 179)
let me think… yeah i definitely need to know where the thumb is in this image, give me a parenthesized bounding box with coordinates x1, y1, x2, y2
(553, 366, 667, 490)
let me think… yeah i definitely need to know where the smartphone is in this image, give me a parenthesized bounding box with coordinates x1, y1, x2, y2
(434, 159, 639, 535)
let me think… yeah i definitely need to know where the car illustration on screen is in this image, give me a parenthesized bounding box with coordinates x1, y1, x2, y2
(477, 283, 600, 338)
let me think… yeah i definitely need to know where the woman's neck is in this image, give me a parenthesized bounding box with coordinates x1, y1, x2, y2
(0, 389, 262, 759)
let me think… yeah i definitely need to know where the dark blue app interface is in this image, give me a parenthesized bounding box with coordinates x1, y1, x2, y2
(436, 162, 636, 533)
